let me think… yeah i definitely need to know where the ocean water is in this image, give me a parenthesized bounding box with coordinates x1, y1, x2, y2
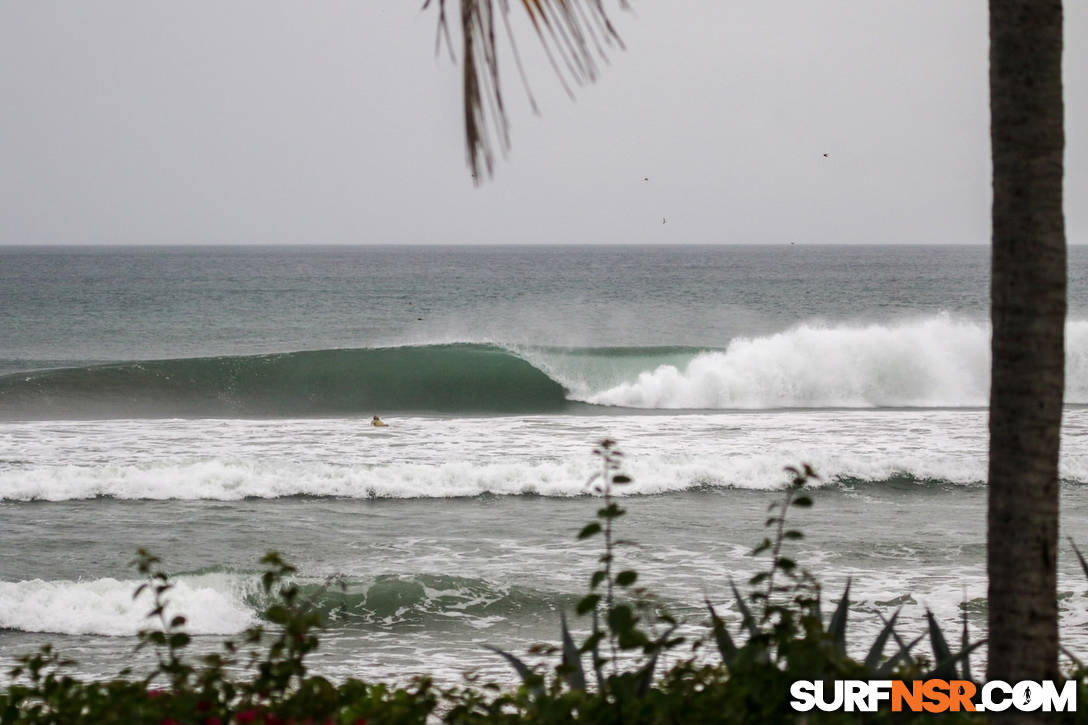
(2, 244, 1088, 685)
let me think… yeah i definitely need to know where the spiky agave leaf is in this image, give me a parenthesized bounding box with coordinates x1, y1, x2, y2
(960, 595, 973, 683)
(923, 640, 987, 682)
(925, 609, 956, 680)
(706, 599, 738, 666)
(729, 578, 760, 640)
(424, 0, 628, 181)
(874, 618, 924, 678)
(827, 578, 852, 655)
(590, 608, 605, 691)
(1068, 538, 1088, 581)
(559, 611, 587, 691)
(633, 650, 658, 697)
(1060, 645, 1085, 671)
(863, 608, 900, 672)
(484, 644, 543, 694)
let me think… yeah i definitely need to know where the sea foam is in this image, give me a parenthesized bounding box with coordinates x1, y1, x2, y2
(584, 316, 1088, 409)
(0, 573, 254, 636)
(3, 408, 1087, 501)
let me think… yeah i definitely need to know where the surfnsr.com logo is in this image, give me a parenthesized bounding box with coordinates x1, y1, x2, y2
(790, 679, 1078, 713)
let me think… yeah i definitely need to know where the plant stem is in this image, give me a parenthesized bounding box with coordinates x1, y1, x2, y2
(763, 486, 795, 620)
(603, 454, 618, 678)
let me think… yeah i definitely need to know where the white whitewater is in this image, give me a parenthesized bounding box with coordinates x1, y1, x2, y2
(579, 316, 1088, 409)
(2, 408, 1087, 501)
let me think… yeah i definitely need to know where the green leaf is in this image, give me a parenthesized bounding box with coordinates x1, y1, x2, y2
(615, 570, 638, 587)
(618, 629, 650, 650)
(265, 604, 291, 625)
(607, 604, 635, 633)
(793, 495, 813, 508)
(783, 530, 804, 540)
(598, 503, 625, 520)
(577, 522, 602, 540)
(590, 570, 606, 589)
(576, 594, 601, 615)
(612, 474, 631, 484)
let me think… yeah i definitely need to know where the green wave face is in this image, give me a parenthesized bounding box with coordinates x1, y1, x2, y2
(0, 344, 574, 419)
(247, 574, 577, 630)
(512, 344, 707, 399)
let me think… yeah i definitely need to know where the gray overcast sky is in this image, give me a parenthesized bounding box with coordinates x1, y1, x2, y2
(0, 1, 1084, 245)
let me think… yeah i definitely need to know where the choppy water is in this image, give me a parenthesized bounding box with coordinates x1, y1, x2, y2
(2, 245, 1087, 685)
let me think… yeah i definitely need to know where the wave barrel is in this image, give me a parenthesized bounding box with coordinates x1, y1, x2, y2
(0, 344, 572, 419)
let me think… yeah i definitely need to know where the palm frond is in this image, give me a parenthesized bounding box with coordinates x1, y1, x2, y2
(424, 0, 628, 181)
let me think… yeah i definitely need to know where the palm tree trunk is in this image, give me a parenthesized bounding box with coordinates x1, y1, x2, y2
(987, 0, 1066, 698)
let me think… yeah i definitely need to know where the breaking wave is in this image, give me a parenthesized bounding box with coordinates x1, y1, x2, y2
(586, 316, 1088, 409)
(1, 316, 1086, 418)
(5, 456, 1086, 502)
(0, 572, 254, 636)
(0, 344, 572, 418)
(0, 572, 565, 636)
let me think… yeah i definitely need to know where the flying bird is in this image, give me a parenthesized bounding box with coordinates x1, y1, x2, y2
(822, 153, 830, 158)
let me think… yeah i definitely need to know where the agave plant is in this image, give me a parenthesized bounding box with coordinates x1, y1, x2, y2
(704, 464, 985, 684)
(487, 454, 988, 713)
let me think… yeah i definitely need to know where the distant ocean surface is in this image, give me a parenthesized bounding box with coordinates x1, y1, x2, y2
(2, 245, 1087, 684)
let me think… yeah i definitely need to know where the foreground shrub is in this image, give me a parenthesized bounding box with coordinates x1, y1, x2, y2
(4, 442, 1078, 723)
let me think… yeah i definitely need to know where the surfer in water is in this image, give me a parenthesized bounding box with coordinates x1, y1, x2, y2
(371, 415, 388, 427)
